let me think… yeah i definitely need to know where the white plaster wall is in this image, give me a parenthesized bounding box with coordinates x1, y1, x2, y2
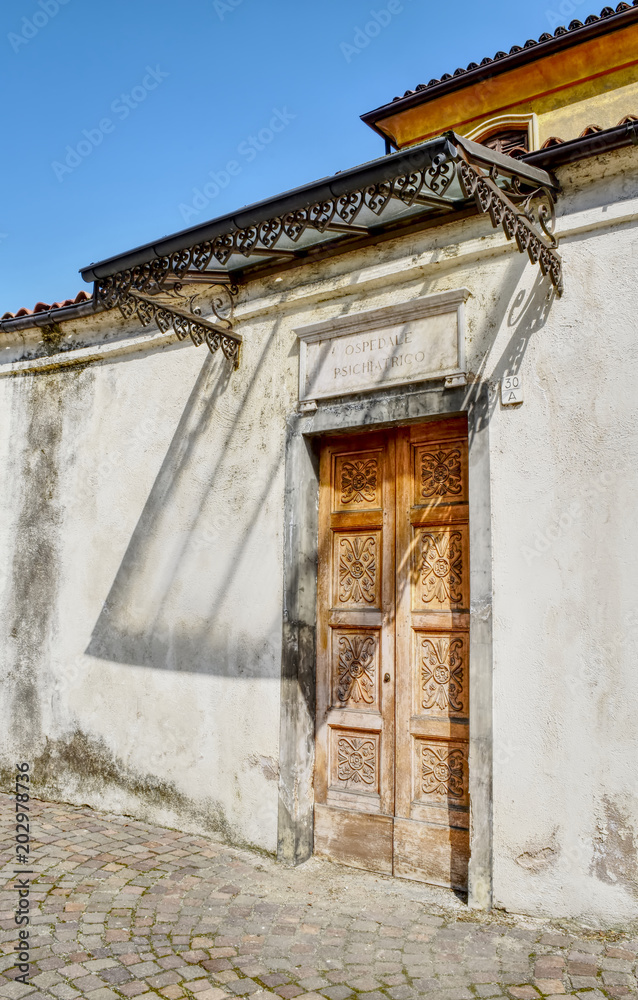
(0, 306, 294, 852)
(1, 142, 636, 918)
(484, 170, 638, 924)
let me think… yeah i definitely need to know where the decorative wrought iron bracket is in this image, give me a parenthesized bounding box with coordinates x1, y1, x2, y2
(88, 132, 563, 364)
(96, 277, 241, 368)
(456, 154, 563, 295)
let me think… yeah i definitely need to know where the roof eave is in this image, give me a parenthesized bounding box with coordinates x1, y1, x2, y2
(360, 6, 638, 131)
(79, 135, 459, 282)
(80, 133, 556, 283)
(522, 120, 638, 167)
(0, 297, 100, 334)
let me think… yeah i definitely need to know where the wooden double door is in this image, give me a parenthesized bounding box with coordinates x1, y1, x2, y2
(314, 416, 470, 889)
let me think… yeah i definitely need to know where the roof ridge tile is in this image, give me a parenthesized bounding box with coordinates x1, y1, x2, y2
(389, 4, 636, 103)
(1, 289, 91, 323)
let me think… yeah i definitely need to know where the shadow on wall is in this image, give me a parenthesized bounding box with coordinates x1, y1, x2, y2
(87, 320, 285, 678)
(86, 263, 555, 693)
(460, 262, 557, 451)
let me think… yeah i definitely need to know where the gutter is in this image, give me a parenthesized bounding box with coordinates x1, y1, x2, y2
(0, 296, 100, 334)
(522, 119, 638, 168)
(79, 133, 556, 282)
(80, 137, 459, 281)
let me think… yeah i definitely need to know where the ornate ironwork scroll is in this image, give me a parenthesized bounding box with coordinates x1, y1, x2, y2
(91, 138, 563, 359)
(457, 157, 563, 294)
(97, 280, 241, 368)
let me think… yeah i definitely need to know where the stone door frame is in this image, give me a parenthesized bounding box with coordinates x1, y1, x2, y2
(277, 380, 494, 909)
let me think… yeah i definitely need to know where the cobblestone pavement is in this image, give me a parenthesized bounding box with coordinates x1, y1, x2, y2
(2, 795, 638, 1000)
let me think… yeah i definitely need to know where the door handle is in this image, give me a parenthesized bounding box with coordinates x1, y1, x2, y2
(384, 673, 391, 683)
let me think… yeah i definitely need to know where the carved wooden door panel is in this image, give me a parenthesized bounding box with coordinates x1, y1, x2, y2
(314, 417, 469, 889)
(394, 417, 470, 888)
(314, 431, 396, 873)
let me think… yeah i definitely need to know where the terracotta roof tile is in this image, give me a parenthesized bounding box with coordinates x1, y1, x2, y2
(539, 113, 636, 149)
(1, 289, 91, 321)
(391, 2, 637, 102)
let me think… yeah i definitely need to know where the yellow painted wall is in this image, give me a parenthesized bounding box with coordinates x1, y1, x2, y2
(456, 76, 638, 147)
(373, 23, 638, 150)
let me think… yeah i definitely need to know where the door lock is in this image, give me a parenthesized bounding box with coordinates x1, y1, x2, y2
(384, 673, 391, 683)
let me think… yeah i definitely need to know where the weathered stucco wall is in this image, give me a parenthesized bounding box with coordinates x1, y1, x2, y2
(486, 150, 638, 922)
(0, 143, 636, 921)
(0, 309, 293, 852)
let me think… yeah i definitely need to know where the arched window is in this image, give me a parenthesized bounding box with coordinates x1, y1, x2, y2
(465, 113, 538, 159)
(481, 128, 529, 158)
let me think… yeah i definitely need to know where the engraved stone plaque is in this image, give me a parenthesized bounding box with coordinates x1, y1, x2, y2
(296, 289, 470, 403)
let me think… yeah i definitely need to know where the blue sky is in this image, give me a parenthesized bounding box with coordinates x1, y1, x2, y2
(1, 0, 582, 311)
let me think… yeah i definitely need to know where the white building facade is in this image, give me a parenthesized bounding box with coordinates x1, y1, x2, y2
(1, 6, 637, 924)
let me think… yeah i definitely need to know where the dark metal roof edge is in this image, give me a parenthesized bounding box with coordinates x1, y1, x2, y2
(522, 120, 638, 166)
(361, 6, 638, 127)
(451, 132, 559, 186)
(0, 297, 100, 334)
(80, 134, 556, 282)
(80, 137, 457, 282)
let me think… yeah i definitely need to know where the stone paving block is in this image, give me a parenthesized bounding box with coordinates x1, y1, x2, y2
(602, 971, 635, 985)
(0, 983, 37, 999)
(30, 969, 64, 987)
(147, 971, 182, 987)
(128, 994, 168, 1000)
(420, 990, 472, 1000)
(534, 978, 565, 993)
(534, 959, 564, 977)
(237, 965, 268, 978)
(299, 978, 328, 990)
(49, 983, 82, 1000)
(3, 797, 638, 1000)
(212, 970, 239, 984)
(50, 987, 83, 1000)
(538, 935, 572, 947)
(261, 974, 290, 987)
(129, 960, 163, 977)
(568, 975, 600, 988)
(602, 958, 635, 972)
(116, 983, 150, 997)
(320, 988, 353, 1000)
(84, 958, 119, 971)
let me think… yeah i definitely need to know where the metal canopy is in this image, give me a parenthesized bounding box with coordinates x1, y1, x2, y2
(80, 132, 563, 366)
